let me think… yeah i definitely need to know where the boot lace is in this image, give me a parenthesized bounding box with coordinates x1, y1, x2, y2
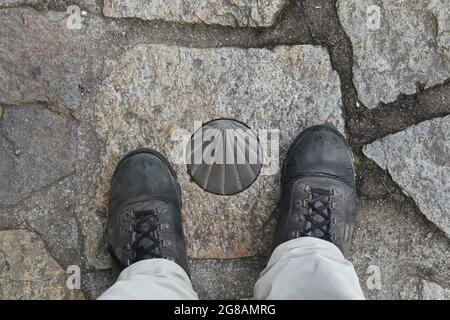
(109, 209, 171, 270)
(293, 186, 335, 241)
(131, 209, 162, 260)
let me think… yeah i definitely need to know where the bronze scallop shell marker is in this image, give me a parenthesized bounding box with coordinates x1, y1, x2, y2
(186, 119, 262, 195)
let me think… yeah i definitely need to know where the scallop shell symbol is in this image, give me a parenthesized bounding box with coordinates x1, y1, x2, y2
(186, 119, 262, 195)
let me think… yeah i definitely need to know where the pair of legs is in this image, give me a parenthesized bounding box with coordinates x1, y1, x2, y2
(99, 125, 365, 300)
(99, 237, 363, 299)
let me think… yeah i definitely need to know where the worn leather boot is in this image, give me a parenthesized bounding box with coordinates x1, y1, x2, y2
(273, 125, 356, 257)
(107, 149, 190, 275)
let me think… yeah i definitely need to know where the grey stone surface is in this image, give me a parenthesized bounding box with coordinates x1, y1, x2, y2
(0, 229, 84, 299)
(94, 43, 344, 261)
(190, 257, 266, 299)
(0, 8, 109, 270)
(103, 0, 288, 27)
(362, 116, 450, 237)
(84, 257, 266, 299)
(1, 178, 82, 269)
(81, 270, 114, 300)
(351, 198, 450, 300)
(0, 105, 76, 205)
(0, 0, 40, 5)
(0, 9, 83, 110)
(400, 278, 450, 300)
(0, 3, 448, 300)
(0, 0, 100, 12)
(74, 121, 110, 270)
(421, 280, 450, 300)
(337, 0, 450, 109)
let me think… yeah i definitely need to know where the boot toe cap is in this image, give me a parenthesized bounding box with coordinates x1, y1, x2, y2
(109, 150, 181, 210)
(286, 126, 355, 187)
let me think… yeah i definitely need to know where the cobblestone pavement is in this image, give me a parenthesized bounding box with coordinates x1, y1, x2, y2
(0, 0, 449, 299)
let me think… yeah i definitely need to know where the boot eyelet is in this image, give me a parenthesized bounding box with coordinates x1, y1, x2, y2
(290, 231, 301, 239)
(331, 217, 337, 225)
(124, 210, 135, 219)
(163, 256, 174, 261)
(160, 240, 171, 247)
(305, 185, 311, 193)
(126, 259, 132, 266)
(329, 201, 335, 209)
(330, 189, 335, 197)
(158, 223, 169, 231)
(157, 206, 167, 215)
(302, 199, 309, 207)
(123, 243, 132, 251)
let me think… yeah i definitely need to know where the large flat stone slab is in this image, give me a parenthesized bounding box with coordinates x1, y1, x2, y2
(351, 198, 450, 299)
(0, 230, 84, 299)
(0, 105, 76, 205)
(363, 116, 450, 238)
(0, 9, 82, 110)
(337, 0, 450, 109)
(94, 44, 344, 260)
(103, 0, 288, 27)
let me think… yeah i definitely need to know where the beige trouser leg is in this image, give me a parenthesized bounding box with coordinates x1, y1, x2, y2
(98, 259, 198, 300)
(253, 237, 365, 300)
(99, 237, 364, 300)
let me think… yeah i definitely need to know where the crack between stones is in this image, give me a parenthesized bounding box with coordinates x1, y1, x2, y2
(0, 2, 312, 50)
(0, 171, 76, 210)
(0, 224, 76, 286)
(0, 0, 102, 15)
(349, 79, 450, 148)
(0, 101, 80, 124)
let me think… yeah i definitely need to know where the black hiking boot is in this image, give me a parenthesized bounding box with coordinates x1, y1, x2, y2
(107, 149, 190, 275)
(273, 125, 356, 257)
